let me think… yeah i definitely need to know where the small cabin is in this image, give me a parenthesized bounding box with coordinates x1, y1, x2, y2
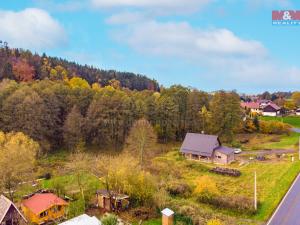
(21, 193, 68, 224)
(0, 195, 27, 225)
(96, 190, 129, 212)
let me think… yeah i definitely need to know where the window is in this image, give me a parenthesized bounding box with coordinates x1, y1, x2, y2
(40, 211, 48, 218)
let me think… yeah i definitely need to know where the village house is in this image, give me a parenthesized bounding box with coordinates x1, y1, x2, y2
(241, 100, 281, 117)
(96, 190, 129, 212)
(262, 103, 281, 117)
(0, 195, 27, 225)
(180, 133, 235, 165)
(59, 214, 101, 225)
(240, 101, 261, 114)
(21, 192, 68, 224)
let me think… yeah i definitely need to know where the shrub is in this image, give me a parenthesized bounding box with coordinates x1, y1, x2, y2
(193, 176, 219, 199)
(207, 219, 224, 225)
(153, 188, 170, 209)
(101, 214, 118, 225)
(166, 180, 191, 197)
(197, 194, 256, 214)
(260, 120, 291, 135)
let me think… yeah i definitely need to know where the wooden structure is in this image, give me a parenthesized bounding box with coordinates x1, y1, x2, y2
(161, 208, 174, 225)
(180, 133, 235, 165)
(96, 190, 129, 212)
(0, 195, 27, 225)
(21, 193, 68, 224)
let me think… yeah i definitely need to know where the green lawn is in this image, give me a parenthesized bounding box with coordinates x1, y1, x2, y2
(238, 132, 300, 150)
(260, 116, 300, 128)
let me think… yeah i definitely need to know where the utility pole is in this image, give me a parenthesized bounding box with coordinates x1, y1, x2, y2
(254, 171, 257, 211)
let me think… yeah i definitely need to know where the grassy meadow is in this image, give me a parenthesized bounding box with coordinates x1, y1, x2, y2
(154, 151, 300, 224)
(260, 116, 300, 128)
(238, 132, 300, 151)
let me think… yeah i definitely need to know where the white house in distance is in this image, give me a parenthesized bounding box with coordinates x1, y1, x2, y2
(59, 214, 101, 225)
(241, 100, 281, 117)
(262, 103, 281, 117)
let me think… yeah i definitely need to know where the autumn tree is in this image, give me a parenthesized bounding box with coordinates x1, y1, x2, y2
(0, 131, 39, 200)
(292, 92, 300, 107)
(63, 106, 85, 150)
(125, 118, 157, 169)
(12, 59, 35, 82)
(95, 154, 156, 207)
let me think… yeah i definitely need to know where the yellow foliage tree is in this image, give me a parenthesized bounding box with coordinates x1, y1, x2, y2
(0, 131, 39, 200)
(68, 77, 90, 89)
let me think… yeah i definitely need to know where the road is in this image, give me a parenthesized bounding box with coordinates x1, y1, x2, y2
(267, 174, 300, 225)
(240, 149, 296, 156)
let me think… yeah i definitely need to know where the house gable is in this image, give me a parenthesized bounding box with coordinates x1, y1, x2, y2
(180, 133, 220, 157)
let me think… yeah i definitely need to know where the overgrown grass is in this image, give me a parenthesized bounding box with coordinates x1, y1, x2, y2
(260, 116, 300, 128)
(155, 151, 300, 223)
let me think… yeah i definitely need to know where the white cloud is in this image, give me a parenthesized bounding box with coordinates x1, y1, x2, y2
(113, 21, 266, 58)
(106, 11, 150, 24)
(0, 8, 67, 50)
(111, 19, 300, 91)
(91, 0, 211, 14)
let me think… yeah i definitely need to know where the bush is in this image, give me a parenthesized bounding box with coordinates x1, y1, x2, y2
(207, 219, 224, 225)
(166, 181, 191, 197)
(197, 194, 256, 214)
(101, 214, 118, 225)
(260, 120, 291, 135)
(193, 176, 219, 199)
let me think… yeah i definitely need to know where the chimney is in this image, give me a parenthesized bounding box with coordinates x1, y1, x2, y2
(161, 208, 174, 225)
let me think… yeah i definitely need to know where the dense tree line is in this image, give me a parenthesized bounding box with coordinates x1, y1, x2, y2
(0, 78, 241, 153)
(0, 45, 159, 91)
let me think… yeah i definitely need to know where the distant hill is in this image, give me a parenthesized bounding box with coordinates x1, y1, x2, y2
(0, 45, 159, 91)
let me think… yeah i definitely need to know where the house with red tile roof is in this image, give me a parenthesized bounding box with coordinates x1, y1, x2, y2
(21, 193, 68, 225)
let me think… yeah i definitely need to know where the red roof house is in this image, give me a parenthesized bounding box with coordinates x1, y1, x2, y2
(21, 193, 68, 224)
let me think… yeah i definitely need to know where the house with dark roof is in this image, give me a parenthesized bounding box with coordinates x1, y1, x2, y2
(0, 195, 27, 225)
(262, 103, 281, 117)
(180, 133, 235, 164)
(21, 193, 68, 224)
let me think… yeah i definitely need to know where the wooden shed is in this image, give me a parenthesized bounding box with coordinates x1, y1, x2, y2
(96, 190, 129, 212)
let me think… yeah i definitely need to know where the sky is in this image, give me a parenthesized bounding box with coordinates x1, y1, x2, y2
(0, 0, 300, 93)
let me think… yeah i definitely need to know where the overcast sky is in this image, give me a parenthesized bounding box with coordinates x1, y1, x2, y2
(1, 0, 300, 93)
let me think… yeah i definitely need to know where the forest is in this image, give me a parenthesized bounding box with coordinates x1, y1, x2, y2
(0, 45, 159, 91)
(0, 77, 242, 153)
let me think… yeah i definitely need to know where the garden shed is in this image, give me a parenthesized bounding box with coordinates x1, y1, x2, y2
(96, 190, 129, 212)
